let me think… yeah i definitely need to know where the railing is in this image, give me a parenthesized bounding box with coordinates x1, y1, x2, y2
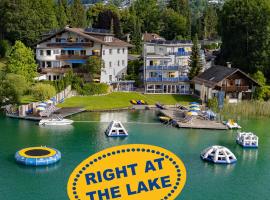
(168, 52, 191, 56)
(221, 86, 250, 92)
(146, 66, 178, 70)
(40, 67, 71, 73)
(56, 55, 90, 60)
(146, 76, 189, 82)
(47, 42, 93, 47)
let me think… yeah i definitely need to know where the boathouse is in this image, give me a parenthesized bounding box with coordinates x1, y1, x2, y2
(192, 65, 260, 103)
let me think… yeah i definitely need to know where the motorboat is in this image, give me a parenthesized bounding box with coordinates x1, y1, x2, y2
(39, 115, 74, 126)
(236, 132, 258, 148)
(159, 116, 171, 123)
(105, 120, 128, 137)
(201, 145, 237, 164)
(224, 119, 241, 129)
(156, 103, 165, 109)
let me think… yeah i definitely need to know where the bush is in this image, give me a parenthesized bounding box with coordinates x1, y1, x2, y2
(31, 83, 56, 101)
(5, 73, 28, 96)
(0, 40, 11, 58)
(207, 97, 219, 112)
(79, 83, 109, 95)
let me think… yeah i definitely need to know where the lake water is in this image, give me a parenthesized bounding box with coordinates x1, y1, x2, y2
(0, 110, 269, 200)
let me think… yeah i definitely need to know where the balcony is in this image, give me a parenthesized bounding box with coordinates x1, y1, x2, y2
(168, 52, 191, 56)
(221, 86, 250, 92)
(146, 76, 189, 82)
(47, 42, 93, 47)
(56, 55, 90, 60)
(40, 67, 71, 74)
(146, 66, 178, 70)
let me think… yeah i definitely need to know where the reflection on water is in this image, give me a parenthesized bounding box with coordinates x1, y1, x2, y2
(99, 112, 131, 123)
(17, 162, 61, 174)
(203, 161, 236, 175)
(242, 149, 258, 163)
(38, 125, 74, 135)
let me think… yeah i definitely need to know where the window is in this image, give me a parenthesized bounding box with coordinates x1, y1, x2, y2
(103, 50, 105, 55)
(235, 79, 241, 86)
(56, 38, 61, 43)
(109, 62, 112, 67)
(80, 50, 86, 56)
(53, 75, 57, 81)
(117, 49, 120, 54)
(68, 50, 74, 55)
(109, 49, 112, 54)
(46, 50, 51, 56)
(53, 49, 59, 54)
(52, 61, 60, 68)
(41, 61, 45, 68)
(40, 50, 43, 56)
(118, 60, 120, 67)
(109, 75, 112, 81)
(47, 61, 52, 68)
(122, 60, 125, 66)
(122, 48, 125, 53)
(48, 75, 51, 81)
(61, 50, 66, 55)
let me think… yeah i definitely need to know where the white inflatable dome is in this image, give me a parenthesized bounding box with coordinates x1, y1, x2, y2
(201, 145, 237, 164)
(236, 132, 258, 148)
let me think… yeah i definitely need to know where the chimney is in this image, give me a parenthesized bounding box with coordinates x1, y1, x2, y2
(226, 62, 231, 68)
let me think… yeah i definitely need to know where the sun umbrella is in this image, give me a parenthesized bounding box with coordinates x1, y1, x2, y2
(187, 111, 198, 116)
(46, 100, 53, 104)
(36, 107, 46, 111)
(190, 102, 200, 105)
(190, 105, 200, 109)
(190, 107, 200, 111)
(38, 103, 47, 107)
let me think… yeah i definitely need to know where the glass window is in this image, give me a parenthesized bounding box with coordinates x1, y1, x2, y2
(122, 60, 125, 66)
(122, 48, 125, 53)
(117, 49, 120, 54)
(235, 79, 241, 86)
(103, 50, 105, 55)
(80, 50, 86, 56)
(61, 50, 65, 55)
(109, 62, 112, 67)
(47, 61, 52, 68)
(109, 75, 112, 81)
(109, 49, 112, 54)
(118, 60, 120, 66)
(40, 50, 43, 56)
(53, 49, 59, 54)
(68, 50, 74, 55)
(46, 50, 51, 56)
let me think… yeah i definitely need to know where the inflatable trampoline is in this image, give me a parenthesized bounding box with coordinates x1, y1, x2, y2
(15, 147, 61, 166)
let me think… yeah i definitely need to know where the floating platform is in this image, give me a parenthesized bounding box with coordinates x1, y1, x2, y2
(159, 108, 228, 130)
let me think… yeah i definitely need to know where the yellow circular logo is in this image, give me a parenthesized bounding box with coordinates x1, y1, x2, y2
(67, 144, 187, 200)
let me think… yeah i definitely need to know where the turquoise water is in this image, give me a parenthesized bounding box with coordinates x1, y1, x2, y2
(0, 110, 269, 200)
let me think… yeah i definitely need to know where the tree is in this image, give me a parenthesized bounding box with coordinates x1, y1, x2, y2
(83, 56, 104, 81)
(7, 41, 37, 82)
(31, 83, 56, 101)
(2, 0, 58, 46)
(252, 70, 267, 100)
(168, 0, 191, 38)
(130, 17, 142, 54)
(160, 9, 187, 40)
(0, 72, 19, 106)
(217, 0, 270, 77)
(5, 73, 28, 97)
(70, 0, 87, 27)
(0, 39, 11, 58)
(202, 5, 218, 39)
(189, 35, 203, 79)
(55, 0, 68, 28)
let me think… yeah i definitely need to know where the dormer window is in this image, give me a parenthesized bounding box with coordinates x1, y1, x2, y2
(104, 36, 113, 42)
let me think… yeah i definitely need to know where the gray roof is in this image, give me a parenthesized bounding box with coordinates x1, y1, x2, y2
(193, 65, 260, 87)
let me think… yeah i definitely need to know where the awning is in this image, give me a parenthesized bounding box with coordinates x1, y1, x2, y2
(64, 47, 84, 51)
(66, 60, 86, 64)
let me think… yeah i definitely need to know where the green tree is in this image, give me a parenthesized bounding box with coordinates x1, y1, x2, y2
(0, 76, 19, 106)
(5, 73, 28, 97)
(189, 35, 203, 79)
(202, 5, 218, 39)
(160, 9, 187, 40)
(83, 56, 104, 81)
(31, 83, 56, 101)
(7, 41, 37, 82)
(130, 17, 142, 54)
(217, 0, 270, 76)
(168, 0, 191, 38)
(70, 0, 87, 27)
(252, 70, 267, 100)
(0, 40, 11, 58)
(55, 0, 68, 28)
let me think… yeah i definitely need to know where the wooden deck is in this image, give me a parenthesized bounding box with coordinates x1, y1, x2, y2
(6, 107, 86, 121)
(159, 108, 228, 130)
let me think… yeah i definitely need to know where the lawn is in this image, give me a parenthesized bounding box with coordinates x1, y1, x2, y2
(20, 95, 38, 105)
(58, 92, 199, 111)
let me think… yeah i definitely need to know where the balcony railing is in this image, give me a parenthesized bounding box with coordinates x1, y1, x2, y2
(56, 55, 90, 60)
(146, 66, 179, 70)
(40, 67, 71, 74)
(221, 86, 250, 92)
(47, 42, 93, 47)
(146, 76, 189, 82)
(168, 52, 191, 56)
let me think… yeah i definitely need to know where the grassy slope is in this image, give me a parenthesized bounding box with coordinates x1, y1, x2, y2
(59, 92, 198, 111)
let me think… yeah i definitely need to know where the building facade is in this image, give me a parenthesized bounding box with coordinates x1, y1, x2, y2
(36, 27, 132, 83)
(143, 40, 193, 94)
(192, 65, 260, 103)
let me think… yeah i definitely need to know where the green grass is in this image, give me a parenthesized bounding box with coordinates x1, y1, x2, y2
(58, 92, 198, 111)
(20, 95, 38, 105)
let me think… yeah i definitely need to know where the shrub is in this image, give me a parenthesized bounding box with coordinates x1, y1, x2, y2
(207, 97, 219, 112)
(0, 40, 11, 58)
(31, 83, 56, 101)
(5, 73, 28, 96)
(80, 83, 109, 95)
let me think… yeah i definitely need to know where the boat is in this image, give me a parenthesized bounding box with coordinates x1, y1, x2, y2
(130, 99, 137, 105)
(156, 103, 165, 109)
(105, 120, 128, 137)
(200, 145, 237, 164)
(39, 115, 74, 126)
(236, 132, 259, 148)
(159, 116, 171, 123)
(137, 100, 146, 105)
(224, 119, 241, 129)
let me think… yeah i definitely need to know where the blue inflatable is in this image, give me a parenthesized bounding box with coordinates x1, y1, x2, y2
(15, 147, 61, 166)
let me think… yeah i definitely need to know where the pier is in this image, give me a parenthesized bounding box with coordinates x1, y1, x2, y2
(159, 108, 228, 130)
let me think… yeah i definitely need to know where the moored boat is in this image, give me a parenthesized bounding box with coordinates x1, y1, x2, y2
(224, 119, 241, 129)
(39, 115, 73, 126)
(236, 132, 258, 148)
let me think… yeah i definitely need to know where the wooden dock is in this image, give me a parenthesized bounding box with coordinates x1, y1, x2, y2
(6, 107, 86, 121)
(159, 108, 228, 130)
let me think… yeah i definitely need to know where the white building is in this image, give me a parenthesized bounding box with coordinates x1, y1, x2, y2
(36, 27, 132, 83)
(143, 40, 193, 94)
